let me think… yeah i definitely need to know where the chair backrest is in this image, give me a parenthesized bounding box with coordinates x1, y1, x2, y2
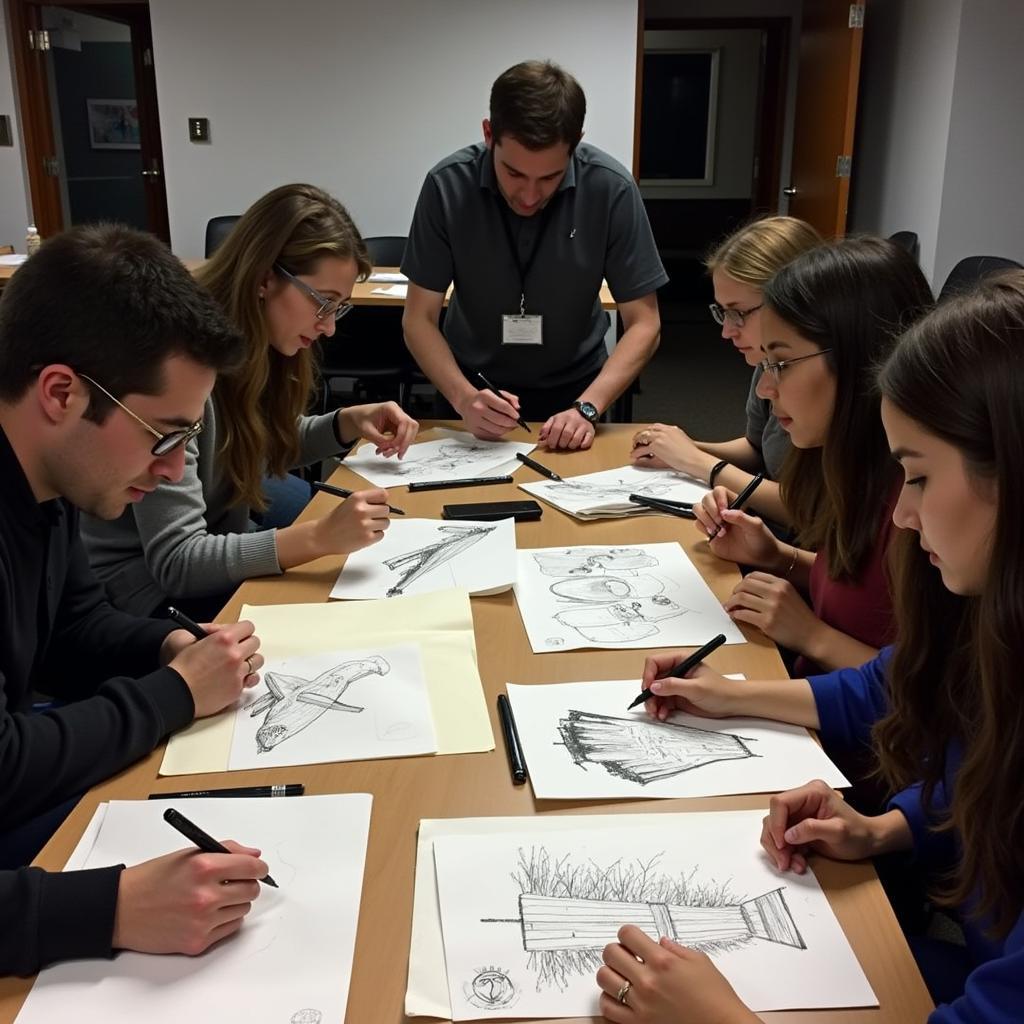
(204, 215, 240, 258)
(887, 230, 919, 260)
(939, 255, 1024, 303)
(364, 235, 407, 267)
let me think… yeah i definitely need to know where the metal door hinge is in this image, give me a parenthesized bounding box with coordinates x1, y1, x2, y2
(143, 47, 153, 67)
(28, 29, 52, 51)
(836, 155, 852, 178)
(43, 155, 59, 176)
(849, 4, 865, 28)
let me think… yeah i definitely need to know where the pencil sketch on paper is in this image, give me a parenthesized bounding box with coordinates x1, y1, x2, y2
(557, 710, 760, 784)
(553, 597, 685, 643)
(248, 656, 389, 753)
(533, 548, 658, 577)
(541, 477, 678, 502)
(480, 848, 805, 991)
(383, 524, 496, 597)
(391, 442, 499, 478)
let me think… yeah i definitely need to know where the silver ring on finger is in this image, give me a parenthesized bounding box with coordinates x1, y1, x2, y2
(245, 655, 255, 675)
(616, 980, 632, 1006)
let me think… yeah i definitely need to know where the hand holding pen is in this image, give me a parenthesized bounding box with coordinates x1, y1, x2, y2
(627, 633, 729, 713)
(459, 371, 530, 438)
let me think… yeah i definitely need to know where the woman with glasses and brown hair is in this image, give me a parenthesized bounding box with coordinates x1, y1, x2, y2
(693, 236, 933, 674)
(82, 183, 418, 619)
(630, 216, 821, 526)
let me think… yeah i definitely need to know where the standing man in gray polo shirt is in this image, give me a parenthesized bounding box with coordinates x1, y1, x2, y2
(401, 60, 668, 451)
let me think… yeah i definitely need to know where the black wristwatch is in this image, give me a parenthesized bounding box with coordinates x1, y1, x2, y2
(573, 400, 600, 424)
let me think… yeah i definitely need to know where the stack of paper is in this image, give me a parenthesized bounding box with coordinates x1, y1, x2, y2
(344, 428, 536, 487)
(17, 794, 372, 1024)
(159, 589, 493, 776)
(407, 811, 876, 1020)
(519, 462, 709, 520)
(330, 517, 517, 599)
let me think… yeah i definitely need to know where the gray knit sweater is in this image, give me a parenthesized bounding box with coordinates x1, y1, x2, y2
(81, 397, 345, 613)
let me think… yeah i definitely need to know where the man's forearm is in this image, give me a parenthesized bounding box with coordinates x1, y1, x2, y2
(579, 321, 660, 413)
(403, 317, 475, 411)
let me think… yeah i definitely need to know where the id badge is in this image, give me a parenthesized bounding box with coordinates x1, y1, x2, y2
(501, 313, 543, 346)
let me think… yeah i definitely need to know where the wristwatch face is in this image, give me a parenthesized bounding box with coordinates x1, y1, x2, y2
(575, 401, 599, 423)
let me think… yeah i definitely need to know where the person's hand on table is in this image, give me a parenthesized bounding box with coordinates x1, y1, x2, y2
(724, 572, 821, 651)
(640, 655, 743, 722)
(338, 402, 418, 458)
(112, 840, 268, 955)
(539, 407, 595, 451)
(168, 619, 262, 718)
(760, 779, 912, 874)
(456, 387, 522, 440)
(693, 488, 783, 568)
(629, 423, 712, 479)
(597, 925, 758, 1024)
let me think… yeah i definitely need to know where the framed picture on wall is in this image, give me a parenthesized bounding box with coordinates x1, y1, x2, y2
(639, 49, 720, 186)
(86, 98, 141, 150)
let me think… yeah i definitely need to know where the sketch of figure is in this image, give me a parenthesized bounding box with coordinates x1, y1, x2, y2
(249, 656, 389, 752)
(391, 442, 497, 477)
(383, 524, 495, 597)
(534, 548, 658, 577)
(554, 596, 683, 643)
(542, 478, 679, 502)
(550, 574, 665, 603)
(557, 710, 759, 783)
(482, 848, 805, 991)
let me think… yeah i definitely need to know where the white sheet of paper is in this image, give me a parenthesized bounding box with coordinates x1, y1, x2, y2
(227, 642, 436, 770)
(370, 282, 408, 297)
(431, 814, 876, 1019)
(0, 254, 29, 266)
(330, 517, 517, 599)
(520, 463, 709, 519)
(367, 271, 408, 282)
(16, 794, 372, 1024)
(507, 677, 848, 799)
(513, 542, 744, 652)
(160, 590, 492, 774)
(344, 428, 536, 487)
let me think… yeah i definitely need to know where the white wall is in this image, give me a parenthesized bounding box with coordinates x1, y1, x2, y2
(640, 28, 762, 201)
(848, 0, 962, 282)
(932, 0, 1024, 288)
(0, 11, 31, 251)
(149, 0, 639, 258)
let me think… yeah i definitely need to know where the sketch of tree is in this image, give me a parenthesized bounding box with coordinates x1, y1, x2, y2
(557, 710, 759, 784)
(482, 848, 805, 991)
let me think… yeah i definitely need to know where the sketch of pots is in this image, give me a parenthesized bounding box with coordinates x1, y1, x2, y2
(550, 574, 665, 603)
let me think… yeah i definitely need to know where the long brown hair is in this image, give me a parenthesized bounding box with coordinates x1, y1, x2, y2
(765, 237, 933, 578)
(195, 184, 370, 510)
(874, 271, 1024, 937)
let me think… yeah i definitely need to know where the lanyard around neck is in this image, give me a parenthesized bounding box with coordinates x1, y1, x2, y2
(495, 177, 559, 315)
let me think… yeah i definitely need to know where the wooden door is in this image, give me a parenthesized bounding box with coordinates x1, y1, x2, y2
(785, 0, 866, 239)
(8, 0, 170, 242)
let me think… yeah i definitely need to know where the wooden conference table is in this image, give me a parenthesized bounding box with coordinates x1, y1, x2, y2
(0, 424, 932, 1024)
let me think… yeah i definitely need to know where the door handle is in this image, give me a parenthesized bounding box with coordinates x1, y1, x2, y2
(783, 186, 797, 197)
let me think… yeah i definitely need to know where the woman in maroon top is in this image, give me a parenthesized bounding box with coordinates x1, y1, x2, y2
(694, 237, 932, 674)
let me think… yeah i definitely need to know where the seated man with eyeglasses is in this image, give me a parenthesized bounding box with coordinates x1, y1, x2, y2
(0, 224, 272, 976)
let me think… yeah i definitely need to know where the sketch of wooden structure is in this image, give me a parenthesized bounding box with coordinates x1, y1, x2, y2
(557, 710, 758, 783)
(250, 656, 389, 753)
(382, 524, 495, 597)
(517, 888, 805, 953)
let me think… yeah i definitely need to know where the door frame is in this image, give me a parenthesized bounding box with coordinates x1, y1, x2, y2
(6, 0, 170, 241)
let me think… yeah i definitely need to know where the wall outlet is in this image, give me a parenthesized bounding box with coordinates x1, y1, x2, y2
(0, 115, 12, 147)
(188, 117, 210, 143)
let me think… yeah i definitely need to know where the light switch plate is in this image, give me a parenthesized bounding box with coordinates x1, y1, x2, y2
(188, 117, 209, 143)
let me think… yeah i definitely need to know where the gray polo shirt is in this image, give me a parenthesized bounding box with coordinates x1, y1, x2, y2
(402, 141, 668, 389)
(744, 366, 791, 479)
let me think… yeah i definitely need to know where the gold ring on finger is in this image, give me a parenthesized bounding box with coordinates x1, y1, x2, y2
(616, 980, 632, 1005)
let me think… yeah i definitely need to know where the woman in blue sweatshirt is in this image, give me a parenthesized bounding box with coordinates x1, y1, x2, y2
(595, 272, 1024, 1023)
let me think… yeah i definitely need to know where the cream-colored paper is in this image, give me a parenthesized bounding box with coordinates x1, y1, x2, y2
(160, 589, 492, 775)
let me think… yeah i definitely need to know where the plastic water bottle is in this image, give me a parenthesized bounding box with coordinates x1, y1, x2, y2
(25, 225, 40, 257)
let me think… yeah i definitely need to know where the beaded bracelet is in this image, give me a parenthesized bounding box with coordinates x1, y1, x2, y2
(708, 460, 729, 487)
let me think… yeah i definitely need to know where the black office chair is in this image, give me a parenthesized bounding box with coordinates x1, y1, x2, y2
(938, 255, 1023, 303)
(204, 215, 240, 258)
(319, 235, 415, 412)
(888, 231, 919, 261)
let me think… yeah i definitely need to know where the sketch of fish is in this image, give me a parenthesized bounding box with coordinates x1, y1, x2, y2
(248, 656, 390, 752)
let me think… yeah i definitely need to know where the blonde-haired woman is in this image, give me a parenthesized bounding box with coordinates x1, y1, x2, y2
(631, 216, 821, 525)
(83, 183, 418, 619)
